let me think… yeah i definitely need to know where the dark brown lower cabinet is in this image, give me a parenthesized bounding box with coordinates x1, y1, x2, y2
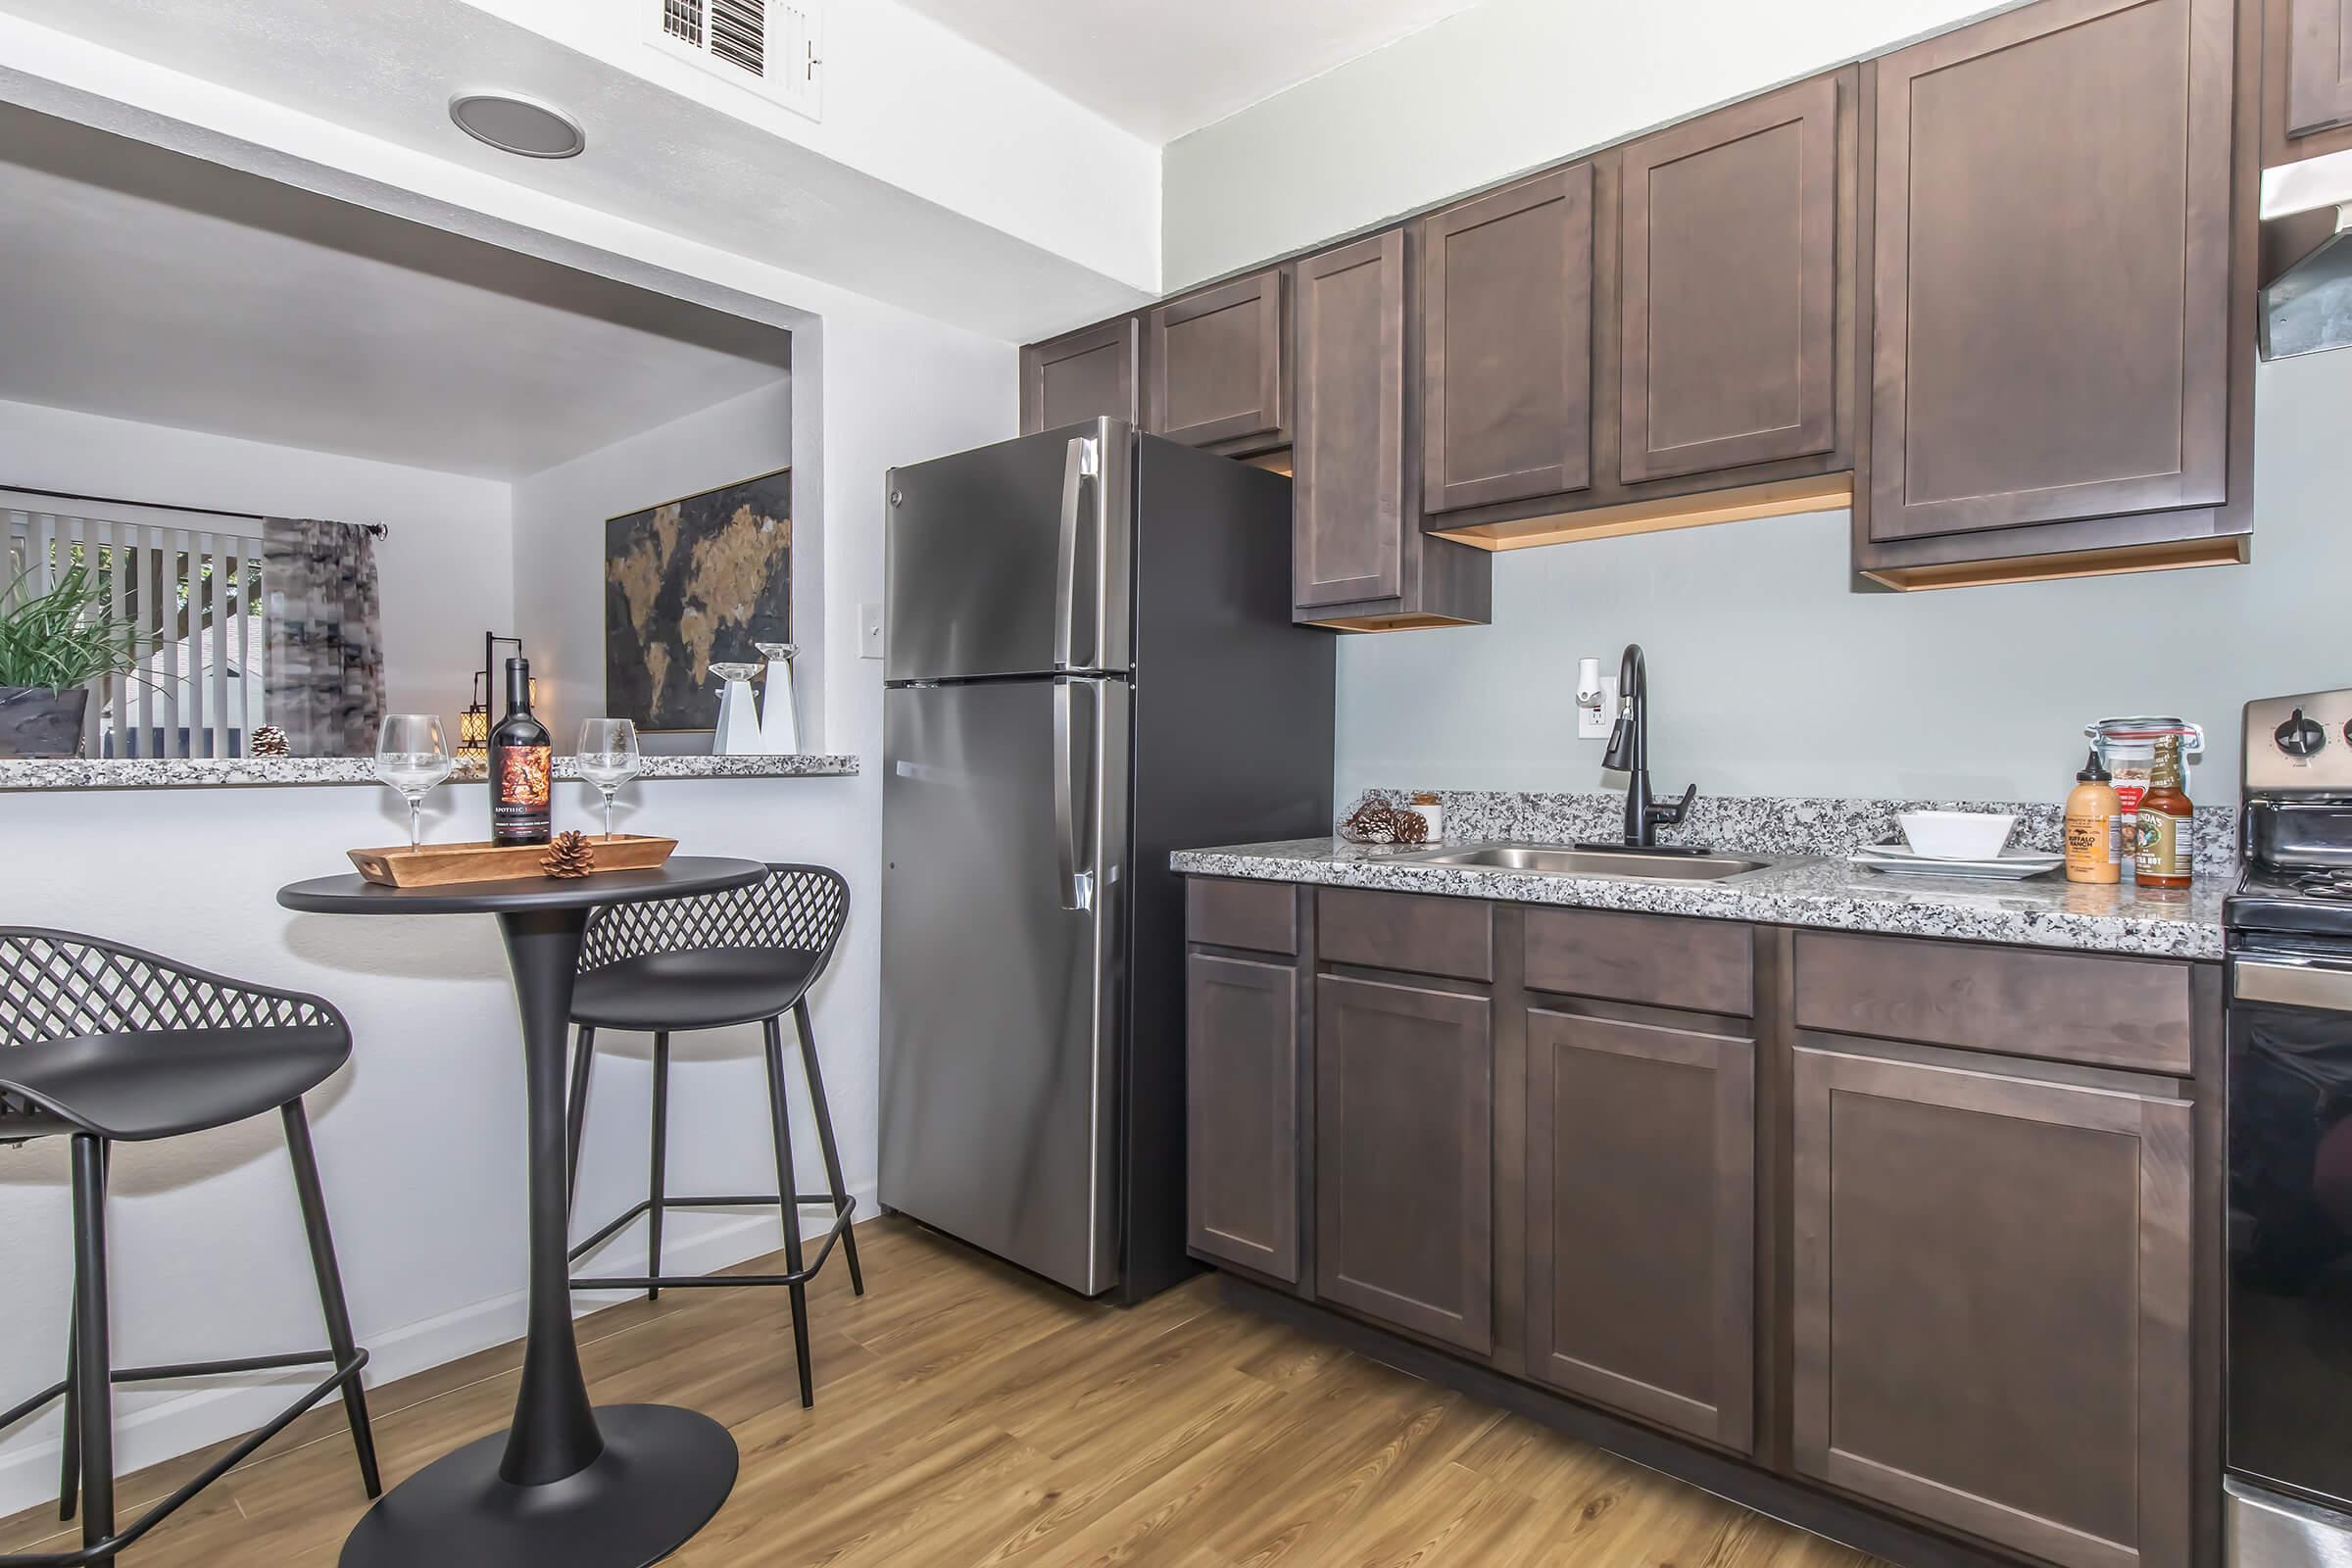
(1181, 877, 2212, 1568)
(1185, 954, 1300, 1282)
(1315, 974, 1494, 1353)
(1526, 1010, 1755, 1451)
(1791, 1045, 2192, 1568)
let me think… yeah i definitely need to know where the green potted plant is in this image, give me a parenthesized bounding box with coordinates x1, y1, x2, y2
(0, 562, 146, 759)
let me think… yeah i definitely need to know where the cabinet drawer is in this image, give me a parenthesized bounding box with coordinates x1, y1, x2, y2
(1793, 932, 2192, 1075)
(1187, 878, 1298, 956)
(1525, 907, 1753, 1015)
(1318, 888, 1494, 981)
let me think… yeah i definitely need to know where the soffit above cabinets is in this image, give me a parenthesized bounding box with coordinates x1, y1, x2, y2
(892, 0, 1487, 143)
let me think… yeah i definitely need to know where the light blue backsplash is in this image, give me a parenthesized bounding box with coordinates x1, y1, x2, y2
(1336, 350, 2352, 811)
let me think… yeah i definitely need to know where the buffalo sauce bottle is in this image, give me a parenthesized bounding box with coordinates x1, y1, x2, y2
(488, 657, 552, 846)
(2064, 749, 2122, 885)
(2132, 733, 2193, 889)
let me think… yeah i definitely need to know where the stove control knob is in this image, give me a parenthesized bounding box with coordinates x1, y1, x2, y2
(2278, 709, 2327, 759)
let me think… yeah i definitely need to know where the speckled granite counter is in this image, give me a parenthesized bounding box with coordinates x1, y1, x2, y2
(0, 753, 860, 790)
(1170, 837, 2227, 960)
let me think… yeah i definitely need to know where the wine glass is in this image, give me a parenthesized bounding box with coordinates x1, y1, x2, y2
(575, 718, 644, 841)
(373, 714, 453, 852)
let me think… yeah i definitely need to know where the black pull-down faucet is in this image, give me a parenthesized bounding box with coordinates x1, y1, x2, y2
(1599, 643, 1696, 849)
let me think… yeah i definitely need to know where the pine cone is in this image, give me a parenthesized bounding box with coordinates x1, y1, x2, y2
(1342, 797, 1433, 847)
(250, 724, 289, 757)
(541, 830, 596, 879)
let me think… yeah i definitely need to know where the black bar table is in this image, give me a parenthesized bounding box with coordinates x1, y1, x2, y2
(279, 857, 767, 1568)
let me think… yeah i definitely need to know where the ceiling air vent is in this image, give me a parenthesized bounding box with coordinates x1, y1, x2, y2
(653, 0, 822, 122)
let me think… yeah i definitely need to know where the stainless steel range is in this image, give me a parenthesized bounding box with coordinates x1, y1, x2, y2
(2226, 687, 2352, 1568)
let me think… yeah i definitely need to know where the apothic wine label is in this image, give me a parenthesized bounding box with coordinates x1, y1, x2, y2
(488, 657, 553, 846)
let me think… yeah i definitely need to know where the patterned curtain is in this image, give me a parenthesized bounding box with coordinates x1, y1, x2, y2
(262, 518, 386, 757)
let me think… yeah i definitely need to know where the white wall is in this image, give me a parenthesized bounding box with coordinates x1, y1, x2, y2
(0, 397, 514, 744)
(0, 774, 867, 1509)
(1336, 349, 2352, 806)
(511, 376, 798, 749)
(0, 43, 1015, 1518)
(1161, 0, 2013, 288)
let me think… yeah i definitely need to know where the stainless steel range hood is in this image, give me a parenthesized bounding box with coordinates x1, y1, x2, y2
(2263, 202, 2352, 360)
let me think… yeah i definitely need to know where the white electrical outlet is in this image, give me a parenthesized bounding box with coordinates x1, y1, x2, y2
(1578, 675, 1620, 740)
(859, 602, 884, 660)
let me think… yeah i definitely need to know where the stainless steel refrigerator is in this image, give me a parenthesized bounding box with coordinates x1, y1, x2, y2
(880, 417, 1334, 1301)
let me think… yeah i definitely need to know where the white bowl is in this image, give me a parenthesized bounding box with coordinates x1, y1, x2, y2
(1898, 810, 2017, 860)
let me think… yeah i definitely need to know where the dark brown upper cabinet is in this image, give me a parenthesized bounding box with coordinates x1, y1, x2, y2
(1292, 229, 1492, 631)
(1617, 71, 1849, 484)
(2265, 0, 2352, 163)
(1791, 1046, 2192, 1568)
(1146, 269, 1290, 457)
(1419, 166, 1595, 515)
(1019, 316, 1139, 434)
(1858, 0, 2254, 589)
(1315, 973, 1494, 1355)
(1526, 1010, 1755, 1452)
(1185, 953, 1302, 1284)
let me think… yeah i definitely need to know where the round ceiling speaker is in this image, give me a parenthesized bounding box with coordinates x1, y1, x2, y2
(448, 93, 586, 159)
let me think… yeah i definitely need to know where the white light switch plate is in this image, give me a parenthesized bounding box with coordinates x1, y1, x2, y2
(859, 602, 884, 661)
(1578, 675, 1620, 740)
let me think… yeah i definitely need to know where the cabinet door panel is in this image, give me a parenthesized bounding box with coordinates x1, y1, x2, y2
(1792, 1047, 2191, 1568)
(1421, 167, 1594, 514)
(1527, 1011, 1754, 1450)
(1295, 233, 1409, 608)
(1149, 270, 1288, 453)
(1621, 74, 1841, 482)
(2287, 0, 2352, 136)
(1021, 318, 1139, 434)
(1869, 0, 2232, 542)
(1315, 974, 1493, 1353)
(1186, 954, 1300, 1281)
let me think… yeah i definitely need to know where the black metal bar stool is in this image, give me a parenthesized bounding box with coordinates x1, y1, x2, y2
(0, 929, 379, 1566)
(562, 863, 861, 1409)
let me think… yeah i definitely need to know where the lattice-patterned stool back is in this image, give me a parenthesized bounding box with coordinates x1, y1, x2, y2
(578, 863, 850, 975)
(0, 927, 340, 1052)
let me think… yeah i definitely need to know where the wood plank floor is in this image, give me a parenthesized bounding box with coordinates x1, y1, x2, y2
(1, 1218, 1886, 1567)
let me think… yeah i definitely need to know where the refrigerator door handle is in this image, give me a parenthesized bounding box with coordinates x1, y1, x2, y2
(1053, 434, 1099, 671)
(1053, 677, 1096, 911)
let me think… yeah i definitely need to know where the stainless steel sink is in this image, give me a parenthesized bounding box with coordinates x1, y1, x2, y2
(1406, 843, 1767, 881)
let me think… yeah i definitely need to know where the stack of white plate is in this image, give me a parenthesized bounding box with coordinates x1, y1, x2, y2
(1850, 842, 2065, 880)
(1850, 811, 2062, 879)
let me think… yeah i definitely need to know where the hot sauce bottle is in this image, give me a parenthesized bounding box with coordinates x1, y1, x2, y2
(2132, 732, 2193, 889)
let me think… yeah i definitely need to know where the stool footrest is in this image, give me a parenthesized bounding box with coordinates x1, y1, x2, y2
(567, 1192, 855, 1263)
(0, 1349, 368, 1568)
(569, 1195, 855, 1293)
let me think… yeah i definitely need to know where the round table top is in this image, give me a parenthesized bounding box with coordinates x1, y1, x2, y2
(277, 856, 768, 916)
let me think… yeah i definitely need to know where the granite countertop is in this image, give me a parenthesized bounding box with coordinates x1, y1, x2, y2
(1170, 837, 2227, 960)
(0, 753, 860, 791)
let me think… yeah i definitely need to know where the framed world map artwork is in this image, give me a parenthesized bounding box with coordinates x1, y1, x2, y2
(605, 466, 791, 733)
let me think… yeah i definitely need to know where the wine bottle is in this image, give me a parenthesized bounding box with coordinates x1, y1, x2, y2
(488, 657, 552, 846)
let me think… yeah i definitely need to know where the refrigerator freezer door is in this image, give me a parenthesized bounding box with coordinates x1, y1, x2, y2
(880, 675, 1129, 1295)
(885, 420, 1134, 682)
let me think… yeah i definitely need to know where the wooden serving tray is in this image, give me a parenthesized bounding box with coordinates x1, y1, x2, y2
(349, 835, 679, 888)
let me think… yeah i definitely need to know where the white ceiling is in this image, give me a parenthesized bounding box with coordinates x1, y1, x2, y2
(0, 104, 794, 480)
(0, 0, 1158, 337)
(893, 0, 1489, 143)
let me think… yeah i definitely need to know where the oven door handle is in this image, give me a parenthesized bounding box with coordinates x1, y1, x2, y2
(2236, 956, 2352, 1013)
